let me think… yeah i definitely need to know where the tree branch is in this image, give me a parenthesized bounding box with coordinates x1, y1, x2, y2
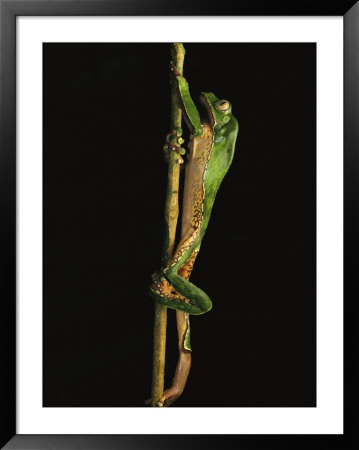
(150, 43, 185, 407)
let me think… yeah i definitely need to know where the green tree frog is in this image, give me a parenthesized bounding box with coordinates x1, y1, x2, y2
(149, 74, 239, 318)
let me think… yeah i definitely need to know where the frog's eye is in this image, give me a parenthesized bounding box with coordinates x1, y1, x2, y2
(215, 100, 230, 112)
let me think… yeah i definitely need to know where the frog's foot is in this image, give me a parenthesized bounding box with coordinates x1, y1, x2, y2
(163, 128, 185, 162)
(144, 395, 177, 407)
(151, 271, 162, 283)
(158, 386, 184, 407)
(143, 388, 184, 407)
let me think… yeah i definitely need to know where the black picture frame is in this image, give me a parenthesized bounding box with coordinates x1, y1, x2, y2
(0, 0, 357, 448)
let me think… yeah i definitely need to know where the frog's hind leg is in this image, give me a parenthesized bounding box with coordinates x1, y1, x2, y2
(157, 252, 196, 407)
(158, 310, 191, 407)
(149, 274, 204, 315)
(163, 247, 212, 315)
(149, 274, 211, 315)
(149, 247, 211, 315)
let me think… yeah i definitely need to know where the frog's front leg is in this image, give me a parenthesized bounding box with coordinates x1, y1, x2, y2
(163, 128, 185, 164)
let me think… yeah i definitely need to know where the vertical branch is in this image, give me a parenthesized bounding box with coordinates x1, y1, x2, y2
(151, 43, 185, 407)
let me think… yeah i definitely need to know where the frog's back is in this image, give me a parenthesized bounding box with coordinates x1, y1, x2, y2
(202, 117, 238, 231)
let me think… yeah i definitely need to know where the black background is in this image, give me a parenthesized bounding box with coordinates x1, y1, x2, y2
(43, 43, 316, 407)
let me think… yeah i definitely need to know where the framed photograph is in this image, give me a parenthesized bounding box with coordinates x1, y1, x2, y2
(0, 0, 357, 448)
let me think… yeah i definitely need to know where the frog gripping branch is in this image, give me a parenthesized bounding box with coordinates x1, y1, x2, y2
(149, 75, 238, 315)
(148, 44, 238, 407)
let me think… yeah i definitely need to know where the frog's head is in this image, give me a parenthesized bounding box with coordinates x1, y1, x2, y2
(199, 92, 234, 130)
(199, 91, 238, 171)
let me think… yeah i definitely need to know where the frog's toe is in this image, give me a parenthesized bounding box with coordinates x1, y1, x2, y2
(144, 396, 174, 407)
